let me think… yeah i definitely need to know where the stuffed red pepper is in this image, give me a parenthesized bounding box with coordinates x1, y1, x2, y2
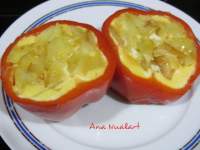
(1, 20, 116, 121)
(102, 8, 200, 104)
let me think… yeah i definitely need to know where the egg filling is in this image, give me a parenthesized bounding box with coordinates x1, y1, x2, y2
(109, 13, 197, 89)
(7, 23, 108, 101)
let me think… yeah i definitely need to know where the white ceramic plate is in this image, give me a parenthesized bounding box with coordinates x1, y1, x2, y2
(0, 0, 200, 150)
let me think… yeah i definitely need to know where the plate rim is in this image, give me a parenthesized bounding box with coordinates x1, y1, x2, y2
(0, 0, 200, 150)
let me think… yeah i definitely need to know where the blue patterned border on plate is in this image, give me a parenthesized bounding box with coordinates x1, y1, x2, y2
(2, 1, 200, 150)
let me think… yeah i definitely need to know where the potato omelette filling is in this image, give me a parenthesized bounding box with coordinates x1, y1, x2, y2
(7, 23, 108, 101)
(109, 13, 197, 89)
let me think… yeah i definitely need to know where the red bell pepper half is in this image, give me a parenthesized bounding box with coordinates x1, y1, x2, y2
(102, 8, 200, 104)
(1, 20, 116, 121)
